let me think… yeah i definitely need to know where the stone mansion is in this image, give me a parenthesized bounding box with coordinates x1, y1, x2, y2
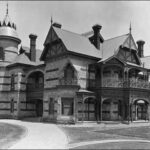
(0, 8, 150, 124)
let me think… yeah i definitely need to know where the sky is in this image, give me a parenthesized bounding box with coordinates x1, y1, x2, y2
(0, 1, 150, 56)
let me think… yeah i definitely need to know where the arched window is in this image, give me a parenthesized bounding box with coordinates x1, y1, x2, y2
(11, 74, 15, 91)
(0, 47, 5, 60)
(64, 64, 74, 81)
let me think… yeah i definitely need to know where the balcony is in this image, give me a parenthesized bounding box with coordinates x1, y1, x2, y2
(59, 78, 78, 86)
(102, 77, 150, 90)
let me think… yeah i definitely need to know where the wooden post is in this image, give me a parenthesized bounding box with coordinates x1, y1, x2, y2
(128, 101, 130, 124)
(100, 97, 102, 123)
(82, 94, 84, 123)
(96, 96, 100, 123)
(131, 103, 133, 122)
(135, 102, 137, 121)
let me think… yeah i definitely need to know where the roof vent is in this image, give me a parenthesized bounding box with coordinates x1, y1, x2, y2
(52, 22, 62, 28)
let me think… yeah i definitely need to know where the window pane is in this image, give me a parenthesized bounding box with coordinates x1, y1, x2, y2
(62, 98, 73, 116)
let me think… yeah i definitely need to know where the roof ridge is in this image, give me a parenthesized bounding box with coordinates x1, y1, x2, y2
(53, 26, 85, 38)
(104, 33, 129, 41)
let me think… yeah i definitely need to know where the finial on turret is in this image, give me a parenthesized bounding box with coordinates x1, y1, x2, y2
(6, 2, 8, 15)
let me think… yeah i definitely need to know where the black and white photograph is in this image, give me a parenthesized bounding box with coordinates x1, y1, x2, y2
(0, 1, 150, 149)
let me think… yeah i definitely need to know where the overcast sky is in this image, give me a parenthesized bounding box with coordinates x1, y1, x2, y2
(0, 1, 150, 56)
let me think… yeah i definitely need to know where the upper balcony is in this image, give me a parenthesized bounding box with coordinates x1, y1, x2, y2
(102, 77, 150, 90)
(59, 78, 78, 86)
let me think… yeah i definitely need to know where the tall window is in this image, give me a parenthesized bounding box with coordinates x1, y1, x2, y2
(64, 64, 74, 81)
(11, 74, 15, 91)
(10, 99, 14, 113)
(61, 98, 74, 116)
(88, 65, 96, 87)
(0, 47, 5, 60)
(49, 98, 54, 115)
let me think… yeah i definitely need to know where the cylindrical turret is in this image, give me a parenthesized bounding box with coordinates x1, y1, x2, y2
(0, 13, 21, 65)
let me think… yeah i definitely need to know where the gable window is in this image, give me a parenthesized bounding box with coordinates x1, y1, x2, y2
(61, 98, 74, 116)
(61, 63, 77, 85)
(0, 47, 5, 60)
(11, 74, 15, 91)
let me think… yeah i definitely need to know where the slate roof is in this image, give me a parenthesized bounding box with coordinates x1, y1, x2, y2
(100, 34, 129, 62)
(53, 27, 102, 59)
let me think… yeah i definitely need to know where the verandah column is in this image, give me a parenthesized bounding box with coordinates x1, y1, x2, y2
(148, 104, 150, 121)
(99, 97, 102, 123)
(99, 65, 103, 123)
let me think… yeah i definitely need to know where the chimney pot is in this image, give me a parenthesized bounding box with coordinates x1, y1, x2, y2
(29, 34, 37, 62)
(136, 40, 145, 58)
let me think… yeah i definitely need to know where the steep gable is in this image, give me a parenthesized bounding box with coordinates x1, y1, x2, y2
(41, 26, 102, 61)
(41, 27, 67, 61)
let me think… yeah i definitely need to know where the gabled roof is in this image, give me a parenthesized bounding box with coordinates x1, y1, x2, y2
(100, 34, 129, 61)
(52, 26, 102, 59)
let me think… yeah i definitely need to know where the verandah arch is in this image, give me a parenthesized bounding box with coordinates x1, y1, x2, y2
(131, 99, 149, 121)
(102, 98, 122, 121)
(82, 96, 96, 121)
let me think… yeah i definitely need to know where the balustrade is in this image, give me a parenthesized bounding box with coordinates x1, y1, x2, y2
(59, 78, 78, 85)
(102, 77, 150, 89)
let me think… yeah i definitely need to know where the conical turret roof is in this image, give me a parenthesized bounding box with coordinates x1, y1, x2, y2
(0, 3, 20, 43)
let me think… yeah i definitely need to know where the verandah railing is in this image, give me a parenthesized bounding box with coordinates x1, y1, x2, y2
(102, 77, 150, 89)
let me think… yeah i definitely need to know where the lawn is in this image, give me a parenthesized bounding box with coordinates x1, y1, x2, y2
(0, 123, 26, 149)
(61, 125, 150, 149)
(61, 126, 142, 144)
(72, 141, 150, 149)
(96, 126, 150, 140)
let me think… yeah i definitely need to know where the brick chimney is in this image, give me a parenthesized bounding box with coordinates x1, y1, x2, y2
(92, 24, 102, 50)
(136, 40, 145, 58)
(29, 34, 37, 62)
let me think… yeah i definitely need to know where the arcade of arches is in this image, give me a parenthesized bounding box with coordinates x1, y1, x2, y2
(78, 97, 150, 122)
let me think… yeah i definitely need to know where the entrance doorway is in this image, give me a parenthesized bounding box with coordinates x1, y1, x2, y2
(133, 100, 148, 120)
(84, 98, 96, 121)
(36, 100, 43, 117)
